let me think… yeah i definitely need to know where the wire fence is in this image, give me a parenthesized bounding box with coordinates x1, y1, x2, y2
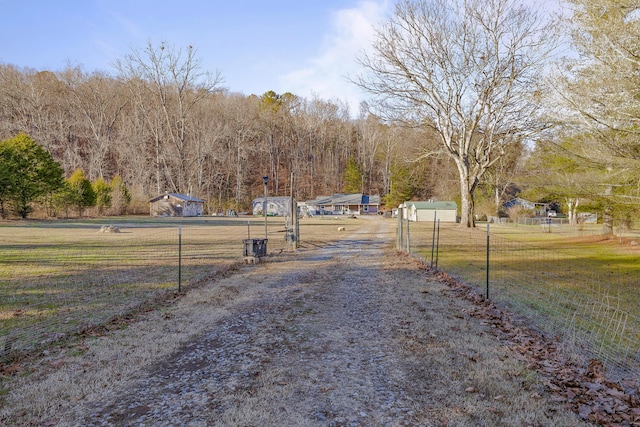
(0, 219, 291, 363)
(397, 215, 640, 383)
(7, 214, 638, 383)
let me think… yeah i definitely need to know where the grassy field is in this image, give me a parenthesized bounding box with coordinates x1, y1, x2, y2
(3, 215, 638, 379)
(0, 216, 593, 427)
(404, 220, 640, 379)
(406, 222, 639, 312)
(0, 214, 372, 361)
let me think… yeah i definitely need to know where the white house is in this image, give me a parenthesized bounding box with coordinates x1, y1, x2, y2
(252, 196, 295, 217)
(402, 201, 458, 222)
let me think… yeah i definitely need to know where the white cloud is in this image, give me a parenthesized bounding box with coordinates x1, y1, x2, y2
(280, 1, 390, 116)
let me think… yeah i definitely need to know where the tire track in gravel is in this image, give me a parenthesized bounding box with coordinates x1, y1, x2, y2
(64, 218, 585, 427)
(81, 219, 413, 426)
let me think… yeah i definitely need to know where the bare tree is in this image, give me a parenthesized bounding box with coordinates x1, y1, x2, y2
(186, 93, 227, 197)
(115, 41, 223, 194)
(356, 107, 384, 195)
(3, 45, 479, 215)
(0, 66, 73, 169)
(356, 0, 558, 227)
(223, 93, 261, 208)
(483, 139, 526, 214)
(58, 67, 128, 180)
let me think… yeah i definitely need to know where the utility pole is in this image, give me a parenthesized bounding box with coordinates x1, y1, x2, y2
(263, 176, 268, 239)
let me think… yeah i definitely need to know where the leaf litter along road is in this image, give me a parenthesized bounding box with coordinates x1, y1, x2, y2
(2, 218, 588, 426)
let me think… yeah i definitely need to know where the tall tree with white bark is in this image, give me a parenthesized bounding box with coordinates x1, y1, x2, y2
(356, 0, 558, 227)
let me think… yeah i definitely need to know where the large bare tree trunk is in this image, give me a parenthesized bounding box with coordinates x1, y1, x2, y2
(460, 181, 474, 227)
(455, 159, 476, 227)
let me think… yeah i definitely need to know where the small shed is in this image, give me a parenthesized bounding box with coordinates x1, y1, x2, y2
(149, 193, 205, 217)
(403, 201, 458, 222)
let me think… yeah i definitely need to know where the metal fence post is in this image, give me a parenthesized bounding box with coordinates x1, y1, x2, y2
(178, 225, 182, 293)
(430, 211, 437, 267)
(435, 219, 440, 269)
(486, 223, 490, 299)
(406, 217, 410, 254)
(397, 208, 403, 251)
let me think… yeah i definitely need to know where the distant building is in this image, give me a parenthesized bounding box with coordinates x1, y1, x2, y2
(252, 196, 296, 217)
(578, 212, 598, 224)
(502, 198, 549, 217)
(502, 197, 536, 211)
(402, 201, 458, 222)
(303, 194, 380, 215)
(149, 192, 205, 217)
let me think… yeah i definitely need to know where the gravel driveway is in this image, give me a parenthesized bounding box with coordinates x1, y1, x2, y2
(1, 218, 586, 426)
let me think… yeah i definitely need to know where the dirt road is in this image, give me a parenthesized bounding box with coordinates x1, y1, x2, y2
(1, 217, 585, 426)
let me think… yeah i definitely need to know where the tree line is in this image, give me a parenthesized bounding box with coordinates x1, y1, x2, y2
(0, 41, 451, 219)
(1, 0, 638, 231)
(0, 133, 131, 219)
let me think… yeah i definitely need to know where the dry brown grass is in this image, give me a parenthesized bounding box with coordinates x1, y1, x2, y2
(0, 217, 593, 426)
(0, 215, 373, 361)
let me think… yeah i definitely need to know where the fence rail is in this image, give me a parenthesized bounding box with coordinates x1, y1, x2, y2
(397, 216, 640, 383)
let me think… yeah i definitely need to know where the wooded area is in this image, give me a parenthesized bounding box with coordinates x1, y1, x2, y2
(0, 43, 449, 217)
(0, 0, 639, 231)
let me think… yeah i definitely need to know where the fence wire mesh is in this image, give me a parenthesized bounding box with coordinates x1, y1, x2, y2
(400, 220, 640, 383)
(0, 219, 290, 363)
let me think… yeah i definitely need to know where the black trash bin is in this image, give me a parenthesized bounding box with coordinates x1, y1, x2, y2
(243, 238, 268, 263)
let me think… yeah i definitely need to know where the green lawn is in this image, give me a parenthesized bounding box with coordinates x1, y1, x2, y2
(405, 220, 639, 379)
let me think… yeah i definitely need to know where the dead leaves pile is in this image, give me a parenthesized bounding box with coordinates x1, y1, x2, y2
(426, 266, 640, 426)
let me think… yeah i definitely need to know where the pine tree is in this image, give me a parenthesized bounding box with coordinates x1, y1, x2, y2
(343, 157, 362, 194)
(0, 133, 64, 218)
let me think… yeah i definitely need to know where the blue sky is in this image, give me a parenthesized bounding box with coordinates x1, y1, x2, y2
(1, 0, 391, 113)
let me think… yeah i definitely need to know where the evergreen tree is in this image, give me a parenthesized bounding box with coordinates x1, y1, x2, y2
(67, 168, 96, 217)
(52, 182, 78, 219)
(0, 133, 64, 218)
(343, 157, 362, 194)
(558, 0, 640, 232)
(93, 177, 112, 215)
(384, 163, 415, 209)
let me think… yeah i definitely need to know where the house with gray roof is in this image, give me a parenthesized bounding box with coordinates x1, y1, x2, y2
(303, 194, 380, 216)
(502, 197, 549, 217)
